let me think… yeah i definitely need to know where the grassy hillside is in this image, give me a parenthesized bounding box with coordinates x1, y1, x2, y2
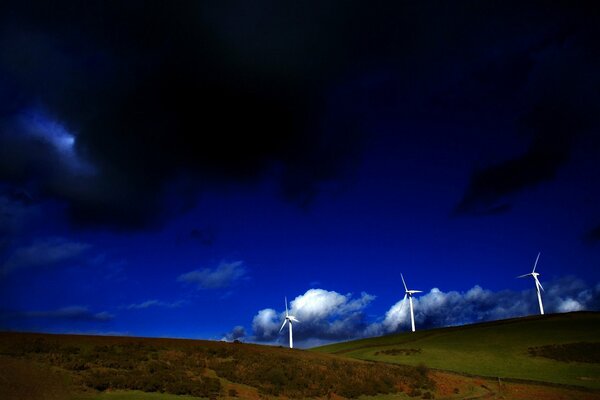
(0, 331, 432, 400)
(313, 311, 600, 390)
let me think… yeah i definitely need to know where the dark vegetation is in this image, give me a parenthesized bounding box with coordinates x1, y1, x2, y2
(528, 342, 600, 364)
(0, 332, 434, 399)
(0, 355, 72, 400)
(375, 348, 422, 356)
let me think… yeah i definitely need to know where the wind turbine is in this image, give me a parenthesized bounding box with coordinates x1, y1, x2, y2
(401, 273, 423, 332)
(279, 297, 299, 348)
(518, 252, 544, 315)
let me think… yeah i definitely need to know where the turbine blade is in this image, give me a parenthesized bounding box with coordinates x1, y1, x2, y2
(398, 294, 408, 317)
(401, 293, 408, 306)
(401, 273, 408, 292)
(289, 316, 300, 323)
(532, 252, 541, 273)
(411, 290, 423, 294)
(285, 296, 288, 317)
(535, 277, 544, 292)
(517, 273, 531, 278)
(279, 319, 288, 333)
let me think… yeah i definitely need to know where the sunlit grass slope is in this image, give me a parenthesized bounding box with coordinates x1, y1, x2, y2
(313, 311, 600, 390)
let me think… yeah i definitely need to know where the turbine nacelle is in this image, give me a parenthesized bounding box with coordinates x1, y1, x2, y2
(400, 273, 422, 332)
(517, 252, 545, 315)
(279, 296, 299, 348)
(517, 272, 540, 279)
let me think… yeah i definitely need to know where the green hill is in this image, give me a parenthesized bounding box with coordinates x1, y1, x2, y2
(313, 311, 600, 390)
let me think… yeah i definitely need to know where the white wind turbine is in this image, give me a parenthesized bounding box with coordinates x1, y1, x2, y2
(279, 297, 299, 348)
(401, 273, 423, 332)
(518, 252, 545, 315)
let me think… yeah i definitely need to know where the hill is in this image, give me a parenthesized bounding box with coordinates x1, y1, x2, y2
(0, 331, 433, 400)
(2, 313, 599, 400)
(313, 311, 600, 390)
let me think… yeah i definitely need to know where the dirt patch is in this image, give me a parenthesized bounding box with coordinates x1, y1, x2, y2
(500, 381, 600, 400)
(430, 370, 600, 400)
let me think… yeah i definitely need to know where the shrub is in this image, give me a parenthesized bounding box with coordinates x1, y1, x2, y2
(528, 342, 600, 363)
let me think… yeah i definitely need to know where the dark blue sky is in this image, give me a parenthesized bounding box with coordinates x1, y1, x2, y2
(1, 1, 599, 347)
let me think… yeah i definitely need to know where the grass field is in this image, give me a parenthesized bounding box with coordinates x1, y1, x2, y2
(73, 390, 206, 400)
(314, 311, 600, 390)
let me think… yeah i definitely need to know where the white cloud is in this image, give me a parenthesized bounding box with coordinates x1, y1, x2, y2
(1, 237, 91, 274)
(221, 325, 246, 342)
(177, 261, 246, 289)
(252, 289, 375, 346)
(290, 289, 375, 320)
(5, 305, 115, 322)
(556, 298, 584, 312)
(252, 308, 280, 340)
(123, 299, 185, 310)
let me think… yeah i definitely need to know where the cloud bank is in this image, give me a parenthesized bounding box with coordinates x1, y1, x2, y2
(251, 288, 375, 346)
(246, 277, 600, 347)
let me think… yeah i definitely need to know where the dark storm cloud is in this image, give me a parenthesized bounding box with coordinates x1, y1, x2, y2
(455, 99, 596, 215)
(455, 20, 600, 215)
(583, 224, 600, 245)
(1, 1, 599, 230)
(0, 1, 368, 230)
(174, 227, 216, 248)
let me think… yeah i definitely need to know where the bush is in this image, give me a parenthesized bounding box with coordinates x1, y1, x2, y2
(528, 342, 600, 363)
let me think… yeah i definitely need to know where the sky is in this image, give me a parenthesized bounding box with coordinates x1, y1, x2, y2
(1, 1, 600, 348)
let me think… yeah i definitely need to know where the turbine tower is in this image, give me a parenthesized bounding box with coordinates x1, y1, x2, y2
(518, 252, 544, 315)
(401, 273, 423, 332)
(279, 297, 299, 348)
